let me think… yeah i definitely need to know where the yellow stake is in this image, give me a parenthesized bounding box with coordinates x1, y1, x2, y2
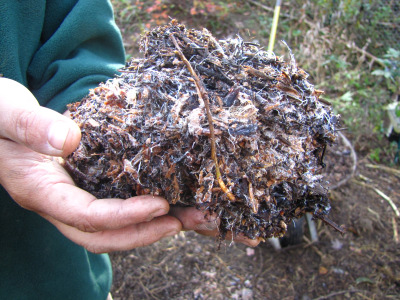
(268, 0, 281, 53)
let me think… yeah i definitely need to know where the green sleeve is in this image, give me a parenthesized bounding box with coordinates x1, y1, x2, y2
(0, 0, 125, 112)
(0, 1, 126, 299)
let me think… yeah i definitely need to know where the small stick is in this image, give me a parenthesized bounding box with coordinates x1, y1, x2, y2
(354, 176, 400, 218)
(318, 97, 332, 106)
(365, 163, 400, 178)
(302, 236, 324, 257)
(112, 115, 125, 123)
(170, 33, 235, 201)
(264, 103, 280, 113)
(312, 289, 361, 300)
(314, 213, 346, 234)
(204, 30, 228, 60)
(346, 41, 386, 68)
(244, 65, 275, 80)
(373, 188, 400, 218)
(393, 217, 399, 244)
(248, 182, 258, 213)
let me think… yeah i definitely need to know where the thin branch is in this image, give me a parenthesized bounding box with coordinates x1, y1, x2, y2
(312, 289, 361, 300)
(373, 188, 400, 218)
(314, 214, 346, 234)
(247, 0, 274, 13)
(247, 0, 292, 19)
(393, 217, 399, 244)
(345, 41, 386, 68)
(170, 33, 235, 201)
(352, 178, 400, 218)
(366, 163, 400, 178)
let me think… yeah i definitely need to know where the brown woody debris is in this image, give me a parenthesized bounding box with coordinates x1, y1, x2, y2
(66, 21, 339, 241)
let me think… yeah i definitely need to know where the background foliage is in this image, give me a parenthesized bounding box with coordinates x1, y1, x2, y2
(111, 0, 400, 163)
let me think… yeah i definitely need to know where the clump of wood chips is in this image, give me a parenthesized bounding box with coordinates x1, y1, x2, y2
(66, 20, 341, 241)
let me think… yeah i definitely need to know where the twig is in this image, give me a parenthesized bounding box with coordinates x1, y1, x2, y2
(247, 0, 274, 13)
(302, 236, 324, 258)
(205, 30, 228, 60)
(355, 292, 374, 300)
(346, 41, 386, 68)
(170, 33, 235, 201)
(138, 278, 159, 300)
(373, 188, 400, 218)
(247, 0, 292, 19)
(248, 181, 258, 213)
(314, 214, 346, 234)
(366, 163, 400, 178)
(393, 217, 399, 244)
(352, 178, 400, 218)
(312, 289, 361, 300)
(367, 207, 385, 229)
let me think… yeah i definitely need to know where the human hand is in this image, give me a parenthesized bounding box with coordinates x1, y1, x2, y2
(0, 78, 182, 253)
(169, 206, 260, 247)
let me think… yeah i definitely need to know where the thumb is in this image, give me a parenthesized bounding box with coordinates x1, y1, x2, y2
(0, 78, 81, 156)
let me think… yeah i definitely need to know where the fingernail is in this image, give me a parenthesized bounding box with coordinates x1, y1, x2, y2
(146, 208, 168, 221)
(238, 238, 260, 247)
(48, 121, 70, 151)
(164, 229, 179, 237)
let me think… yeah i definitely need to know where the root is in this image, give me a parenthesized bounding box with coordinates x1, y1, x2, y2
(170, 33, 236, 202)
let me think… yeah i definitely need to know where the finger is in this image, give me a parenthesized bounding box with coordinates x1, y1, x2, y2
(0, 77, 81, 156)
(170, 206, 260, 246)
(47, 215, 181, 253)
(0, 138, 173, 233)
(39, 183, 173, 233)
(195, 229, 260, 247)
(169, 206, 218, 231)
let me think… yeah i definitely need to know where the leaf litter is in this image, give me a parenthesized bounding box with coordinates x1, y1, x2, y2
(65, 20, 342, 242)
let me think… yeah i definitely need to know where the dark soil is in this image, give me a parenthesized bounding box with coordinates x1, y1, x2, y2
(110, 134, 400, 299)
